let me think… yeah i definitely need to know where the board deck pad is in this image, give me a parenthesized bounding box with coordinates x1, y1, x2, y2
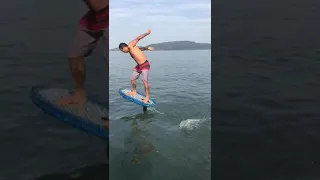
(119, 88, 156, 107)
(30, 86, 109, 139)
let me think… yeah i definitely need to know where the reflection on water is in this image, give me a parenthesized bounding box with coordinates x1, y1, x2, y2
(121, 110, 157, 179)
(123, 111, 155, 161)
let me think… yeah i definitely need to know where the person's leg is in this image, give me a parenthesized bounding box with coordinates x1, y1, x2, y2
(127, 70, 140, 96)
(57, 26, 101, 105)
(101, 28, 109, 111)
(102, 28, 109, 66)
(141, 70, 150, 103)
(68, 56, 86, 103)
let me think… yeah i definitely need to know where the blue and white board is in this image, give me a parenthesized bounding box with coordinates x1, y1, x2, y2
(30, 86, 109, 140)
(119, 88, 156, 107)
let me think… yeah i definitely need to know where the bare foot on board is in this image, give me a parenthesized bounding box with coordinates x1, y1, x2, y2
(126, 90, 136, 96)
(142, 98, 149, 104)
(56, 93, 86, 105)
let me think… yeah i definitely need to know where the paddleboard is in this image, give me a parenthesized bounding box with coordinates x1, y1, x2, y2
(30, 86, 109, 140)
(119, 88, 156, 107)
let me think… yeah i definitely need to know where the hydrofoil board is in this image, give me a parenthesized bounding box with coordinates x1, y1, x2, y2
(30, 86, 109, 140)
(119, 88, 156, 107)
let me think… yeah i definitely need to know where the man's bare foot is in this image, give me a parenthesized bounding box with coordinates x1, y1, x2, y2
(142, 98, 149, 104)
(127, 90, 137, 96)
(56, 93, 86, 105)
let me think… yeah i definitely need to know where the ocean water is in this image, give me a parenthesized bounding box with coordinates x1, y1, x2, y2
(213, 0, 320, 179)
(0, 1, 109, 179)
(0, 1, 211, 179)
(109, 50, 211, 180)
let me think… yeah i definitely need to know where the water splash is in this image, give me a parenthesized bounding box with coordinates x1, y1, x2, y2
(179, 118, 207, 130)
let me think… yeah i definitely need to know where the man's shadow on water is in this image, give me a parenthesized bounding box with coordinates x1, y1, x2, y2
(118, 110, 156, 179)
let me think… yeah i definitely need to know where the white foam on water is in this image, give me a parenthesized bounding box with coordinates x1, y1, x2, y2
(179, 118, 206, 130)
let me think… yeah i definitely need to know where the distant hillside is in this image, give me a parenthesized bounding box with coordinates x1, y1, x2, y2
(110, 41, 211, 51)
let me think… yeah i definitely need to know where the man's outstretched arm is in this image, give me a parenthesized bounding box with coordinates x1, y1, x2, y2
(128, 29, 151, 48)
(139, 46, 154, 51)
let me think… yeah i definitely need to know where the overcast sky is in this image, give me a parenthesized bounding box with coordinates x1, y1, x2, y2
(109, 0, 211, 48)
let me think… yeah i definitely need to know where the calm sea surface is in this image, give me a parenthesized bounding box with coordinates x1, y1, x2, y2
(0, 1, 108, 179)
(109, 50, 211, 180)
(213, 0, 320, 179)
(0, 1, 211, 179)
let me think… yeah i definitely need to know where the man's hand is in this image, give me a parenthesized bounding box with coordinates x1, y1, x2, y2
(146, 29, 151, 35)
(139, 46, 154, 51)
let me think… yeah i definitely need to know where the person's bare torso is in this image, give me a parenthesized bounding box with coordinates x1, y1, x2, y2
(129, 47, 147, 65)
(84, 0, 108, 11)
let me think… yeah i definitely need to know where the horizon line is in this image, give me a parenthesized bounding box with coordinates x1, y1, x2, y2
(110, 40, 211, 49)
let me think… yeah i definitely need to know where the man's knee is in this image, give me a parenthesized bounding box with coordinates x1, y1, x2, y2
(141, 70, 149, 83)
(68, 29, 96, 58)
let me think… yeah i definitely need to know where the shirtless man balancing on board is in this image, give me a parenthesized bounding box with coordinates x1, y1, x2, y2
(119, 29, 154, 104)
(57, 0, 108, 105)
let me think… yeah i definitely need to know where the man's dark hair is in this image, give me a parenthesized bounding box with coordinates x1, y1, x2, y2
(119, 43, 128, 49)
